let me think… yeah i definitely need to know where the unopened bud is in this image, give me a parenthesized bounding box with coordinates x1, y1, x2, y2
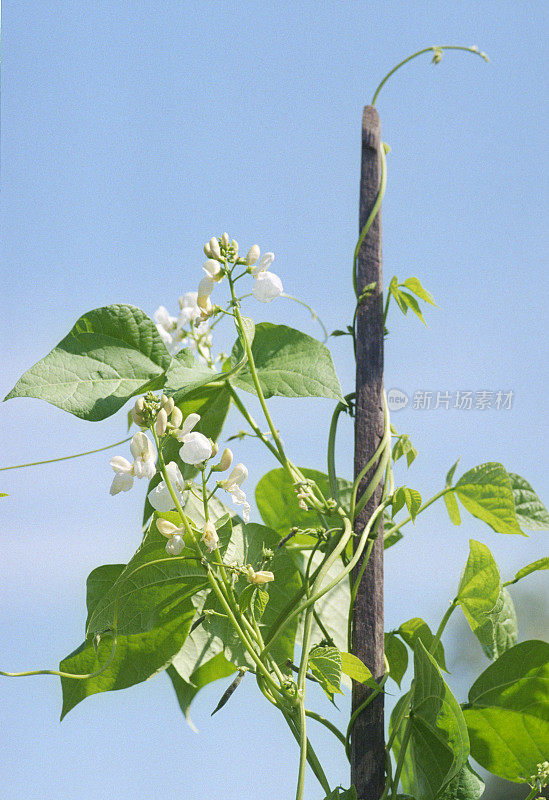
(131, 408, 146, 427)
(201, 520, 219, 553)
(155, 408, 168, 436)
(231, 239, 239, 253)
(431, 47, 443, 64)
(218, 448, 233, 472)
(166, 534, 185, 556)
(221, 232, 230, 247)
(246, 244, 260, 265)
(171, 406, 183, 428)
(210, 441, 219, 458)
(209, 237, 221, 260)
(135, 397, 146, 413)
(247, 566, 275, 585)
(204, 242, 213, 258)
(161, 395, 175, 415)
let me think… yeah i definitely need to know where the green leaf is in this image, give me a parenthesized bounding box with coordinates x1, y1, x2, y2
(464, 640, 549, 782)
(6, 305, 172, 421)
(385, 632, 408, 687)
(446, 459, 461, 487)
(444, 492, 462, 526)
(401, 277, 436, 306)
(296, 550, 350, 658)
(438, 762, 485, 800)
(454, 463, 525, 536)
(384, 513, 404, 549)
(205, 522, 301, 670)
(340, 651, 374, 685)
(392, 434, 418, 468)
(409, 642, 469, 799)
(0, 493, 7, 498)
(456, 540, 517, 660)
(256, 467, 352, 546)
(398, 618, 447, 671)
(167, 653, 236, 731)
(163, 349, 220, 402)
(507, 556, 549, 585)
(60, 562, 196, 718)
(87, 519, 212, 637)
(392, 487, 422, 522)
(231, 323, 344, 402)
(400, 292, 427, 325)
(509, 473, 549, 530)
(308, 645, 343, 698)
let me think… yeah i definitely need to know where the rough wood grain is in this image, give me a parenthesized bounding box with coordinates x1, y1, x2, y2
(351, 105, 385, 800)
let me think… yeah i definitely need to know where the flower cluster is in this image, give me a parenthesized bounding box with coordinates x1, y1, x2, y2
(154, 293, 213, 358)
(109, 432, 156, 495)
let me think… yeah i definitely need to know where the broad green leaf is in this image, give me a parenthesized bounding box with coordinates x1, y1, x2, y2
(296, 550, 350, 659)
(143, 383, 232, 522)
(438, 762, 485, 800)
(398, 618, 447, 671)
(384, 513, 404, 549)
(464, 640, 549, 782)
(167, 653, 236, 731)
(400, 292, 427, 325)
(340, 652, 373, 684)
(87, 519, 212, 637)
(231, 322, 344, 402)
(256, 467, 352, 546)
(385, 632, 408, 687)
(409, 642, 469, 799)
(456, 541, 517, 659)
(6, 305, 172, 421)
(238, 584, 269, 620)
(163, 348, 219, 402)
(204, 522, 301, 670)
(308, 645, 343, 698)
(60, 563, 195, 718)
(454, 463, 525, 536)
(509, 473, 549, 530)
(401, 277, 436, 306)
(390, 695, 417, 795)
(507, 556, 549, 586)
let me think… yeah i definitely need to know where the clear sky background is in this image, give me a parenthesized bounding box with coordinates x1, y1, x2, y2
(1, 2, 548, 799)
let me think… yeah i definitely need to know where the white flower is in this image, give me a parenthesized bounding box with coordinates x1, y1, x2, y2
(201, 520, 219, 553)
(130, 432, 157, 480)
(109, 456, 134, 495)
(197, 275, 215, 314)
(154, 305, 187, 354)
(148, 461, 186, 512)
(252, 271, 283, 303)
(203, 259, 223, 281)
(247, 566, 274, 585)
(178, 292, 202, 327)
(165, 535, 185, 555)
(250, 252, 275, 276)
(174, 413, 213, 465)
(220, 463, 251, 523)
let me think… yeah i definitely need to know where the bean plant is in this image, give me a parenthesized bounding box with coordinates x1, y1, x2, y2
(2, 47, 548, 800)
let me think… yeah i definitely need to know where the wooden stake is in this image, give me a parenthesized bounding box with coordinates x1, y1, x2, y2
(351, 105, 385, 799)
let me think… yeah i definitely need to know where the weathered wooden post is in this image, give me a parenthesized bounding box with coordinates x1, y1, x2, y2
(351, 105, 385, 799)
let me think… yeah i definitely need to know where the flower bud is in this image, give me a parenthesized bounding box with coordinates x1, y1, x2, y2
(231, 239, 239, 253)
(135, 397, 146, 413)
(166, 534, 185, 555)
(431, 47, 443, 64)
(209, 237, 221, 260)
(218, 448, 233, 472)
(156, 519, 181, 538)
(246, 244, 260, 265)
(221, 232, 230, 247)
(201, 520, 219, 553)
(210, 440, 219, 458)
(171, 406, 183, 428)
(155, 407, 168, 436)
(204, 242, 213, 258)
(247, 566, 275, 585)
(161, 395, 175, 415)
(131, 408, 146, 427)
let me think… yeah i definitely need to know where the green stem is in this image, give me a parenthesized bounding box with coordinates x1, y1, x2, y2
(391, 720, 412, 798)
(350, 392, 391, 519)
(352, 144, 387, 298)
(281, 708, 332, 795)
(345, 674, 388, 760)
(0, 437, 133, 472)
(371, 46, 489, 106)
(431, 599, 458, 653)
(305, 709, 347, 748)
(225, 383, 282, 463)
(327, 395, 354, 503)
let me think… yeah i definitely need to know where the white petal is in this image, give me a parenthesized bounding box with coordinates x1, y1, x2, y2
(203, 259, 222, 279)
(165, 461, 185, 491)
(156, 519, 182, 538)
(110, 472, 134, 495)
(148, 481, 176, 512)
(180, 432, 213, 465)
(181, 412, 201, 436)
(227, 463, 248, 487)
(241, 502, 251, 523)
(251, 252, 275, 275)
(141, 458, 157, 481)
(156, 324, 174, 351)
(201, 521, 219, 553)
(166, 535, 185, 555)
(110, 455, 133, 474)
(154, 306, 176, 330)
(130, 431, 154, 461)
(252, 271, 283, 302)
(198, 275, 215, 300)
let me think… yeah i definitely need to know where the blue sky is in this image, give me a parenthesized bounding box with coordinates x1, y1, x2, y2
(1, 2, 548, 798)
